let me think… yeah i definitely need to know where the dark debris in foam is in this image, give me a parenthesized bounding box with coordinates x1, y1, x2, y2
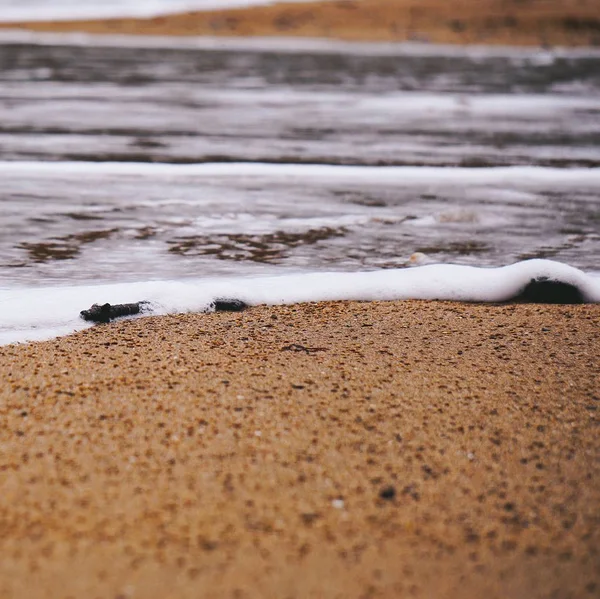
(80, 301, 152, 324)
(514, 278, 584, 305)
(80, 298, 247, 324)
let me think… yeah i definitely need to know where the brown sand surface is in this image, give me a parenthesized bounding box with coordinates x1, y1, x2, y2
(0, 300, 599, 598)
(1, 0, 600, 47)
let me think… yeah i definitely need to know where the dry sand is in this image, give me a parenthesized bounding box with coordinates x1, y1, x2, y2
(1, 300, 599, 598)
(1, 0, 600, 47)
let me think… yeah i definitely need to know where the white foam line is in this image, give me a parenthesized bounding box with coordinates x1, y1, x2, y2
(246, 260, 600, 304)
(3, 84, 596, 117)
(1, 259, 599, 346)
(1, 29, 600, 58)
(2, 161, 600, 186)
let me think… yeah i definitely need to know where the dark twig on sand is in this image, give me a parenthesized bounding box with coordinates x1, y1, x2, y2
(80, 298, 248, 324)
(80, 301, 152, 324)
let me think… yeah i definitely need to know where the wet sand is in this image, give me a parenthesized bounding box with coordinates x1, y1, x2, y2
(1, 0, 600, 47)
(1, 300, 599, 598)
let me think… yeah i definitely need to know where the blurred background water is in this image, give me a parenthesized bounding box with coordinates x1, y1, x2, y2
(1, 34, 599, 287)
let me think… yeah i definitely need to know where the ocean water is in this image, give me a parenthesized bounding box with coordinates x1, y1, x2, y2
(0, 32, 599, 344)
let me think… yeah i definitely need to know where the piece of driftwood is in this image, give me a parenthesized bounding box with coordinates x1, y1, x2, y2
(80, 301, 151, 323)
(80, 298, 248, 324)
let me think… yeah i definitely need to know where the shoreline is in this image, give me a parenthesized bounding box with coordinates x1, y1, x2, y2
(1, 300, 599, 597)
(2, 2, 599, 595)
(1, 0, 599, 48)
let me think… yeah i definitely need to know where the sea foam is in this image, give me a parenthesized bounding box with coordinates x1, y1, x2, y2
(0, 259, 598, 346)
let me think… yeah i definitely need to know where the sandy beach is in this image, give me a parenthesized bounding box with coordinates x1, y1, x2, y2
(0, 301, 599, 598)
(1, 0, 599, 47)
(1, 0, 599, 597)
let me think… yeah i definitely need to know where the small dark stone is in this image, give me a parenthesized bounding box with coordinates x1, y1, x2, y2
(379, 485, 396, 500)
(301, 512, 320, 525)
(515, 277, 584, 304)
(464, 530, 480, 543)
(212, 298, 248, 312)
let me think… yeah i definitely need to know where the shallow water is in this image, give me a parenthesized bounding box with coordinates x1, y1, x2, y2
(2, 162, 600, 285)
(1, 36, 599, 287)
(2, 40, 600, 168)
